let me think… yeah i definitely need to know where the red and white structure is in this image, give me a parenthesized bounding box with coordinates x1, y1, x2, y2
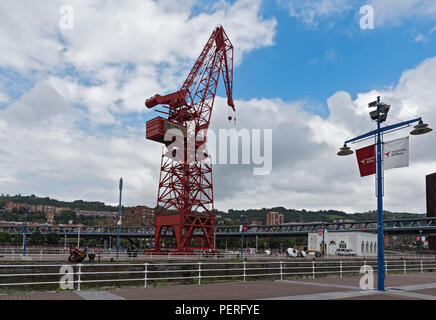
(145, 26, 235, 253)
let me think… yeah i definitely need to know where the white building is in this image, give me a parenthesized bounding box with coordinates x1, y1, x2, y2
(308, 231, 378, 256)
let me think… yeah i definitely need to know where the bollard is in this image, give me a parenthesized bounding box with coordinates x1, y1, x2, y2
(280, 261, 283, 281)
(312, 261, 315, 279)
(243, 261, 246, 282)
(420, 260, 423, 274)
(340, 261, 343, 278)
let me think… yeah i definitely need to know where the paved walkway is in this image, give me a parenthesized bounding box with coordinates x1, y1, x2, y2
(2, 273, 436, 300)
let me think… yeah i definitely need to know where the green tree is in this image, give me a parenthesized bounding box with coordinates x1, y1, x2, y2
(0, 232, 12, 244)
(46, 233, 59, 245)
(29, 230, 45, 245)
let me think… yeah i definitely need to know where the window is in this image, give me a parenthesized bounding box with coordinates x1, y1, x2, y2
(370, 243, 373, 253)
(339, 241, 346, 249)
(361, 241, 364, 253)
(366, 242, 369, 253)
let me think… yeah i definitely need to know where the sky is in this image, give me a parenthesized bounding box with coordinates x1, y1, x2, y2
(0, 0, 435, 214)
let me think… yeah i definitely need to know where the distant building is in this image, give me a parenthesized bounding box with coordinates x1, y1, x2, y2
(4, 201, 27, 211)
(45, 213, 55, 223)
(308, 231, 377, 257)
(55, 207, 70, 214)
(43, 205, 56, 214)
(75, 210, 117, 218)
(249, 218, 263, 226)
(266, 212, 284, 225)
(119, 206, 155, 226)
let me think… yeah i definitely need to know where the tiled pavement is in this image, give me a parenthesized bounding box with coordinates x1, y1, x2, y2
(2, 273, 436, 300)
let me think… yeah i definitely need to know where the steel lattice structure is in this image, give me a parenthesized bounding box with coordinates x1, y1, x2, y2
(145, 26, 235, 253)
(2, 217, 436, 238)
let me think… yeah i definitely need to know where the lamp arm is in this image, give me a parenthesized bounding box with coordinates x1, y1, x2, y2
(345, 117, 421, 144)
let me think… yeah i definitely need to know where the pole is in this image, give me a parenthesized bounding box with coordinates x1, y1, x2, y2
(23, 215, 27, 256)
(77, 227, 80, 247)
(322, 225, 325, 258)
(419, 230, 423, 257)
(376, 96, 385, 291)
(241, 228, 244, 258)
(116, 178, 123, 260)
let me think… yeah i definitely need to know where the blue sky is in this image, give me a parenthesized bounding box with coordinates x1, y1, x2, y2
(233, 1, 436, 117)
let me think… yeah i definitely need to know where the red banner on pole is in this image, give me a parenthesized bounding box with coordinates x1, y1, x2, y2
(356, 144, 376, 177)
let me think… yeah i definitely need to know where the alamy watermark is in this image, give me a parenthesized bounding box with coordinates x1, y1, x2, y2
(163, 128, 272, 176)
(359, 265, 375, 290)
(59, 5, 74, 30)
(360, 5, 374, 30)
(59, 265, 74, 290)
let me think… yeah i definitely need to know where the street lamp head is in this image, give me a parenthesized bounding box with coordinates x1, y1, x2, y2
(337, 143, 353, 156)
(410, 120, 433, 135)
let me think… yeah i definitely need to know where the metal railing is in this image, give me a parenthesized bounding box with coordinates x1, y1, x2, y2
(1, 258, 436, 293)
(1, 249, 435, 262)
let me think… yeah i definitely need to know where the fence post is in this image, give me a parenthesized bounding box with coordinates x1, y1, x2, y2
(40, 250, 42, 261)
(77, 264, 82, 292)
(420, 260, 423, 274)
(280, 261, 283, 281)
(198, 262, 201, 285)
(385, 260, 388, 276)
(312, 261, 315, 279)
(243, 261, 246, 282)
(144, 263, 148, 288)
(403, 260, 406, 274)
(340, 261, 343, 278)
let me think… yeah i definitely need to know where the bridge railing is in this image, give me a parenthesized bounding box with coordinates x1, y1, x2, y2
(1, 258, 436, 292)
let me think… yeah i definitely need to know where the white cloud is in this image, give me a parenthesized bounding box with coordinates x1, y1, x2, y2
(0, 90, 8, 104)
(414, 33, 428, 43)
(210, 56, 436, 213)
(284, 0, 436, 28)
(285, 0, 356, 28)
(0, 83, 162, 206)
(368, 0, 436, 26)
(0, 0, 276, 123)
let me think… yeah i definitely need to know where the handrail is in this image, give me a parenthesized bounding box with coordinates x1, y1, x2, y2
(0, 258, 435, 292)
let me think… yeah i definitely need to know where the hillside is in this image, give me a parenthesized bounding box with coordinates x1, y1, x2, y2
(219, 207, 423, 224)
(0, 194, 424, 224)
(0, 194, 119, 212)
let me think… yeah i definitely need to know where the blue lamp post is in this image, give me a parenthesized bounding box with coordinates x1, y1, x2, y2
(337, 96, 432, 291)
(116, 178, 123, 260)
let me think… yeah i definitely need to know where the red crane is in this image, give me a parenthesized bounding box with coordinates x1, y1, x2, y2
(145, 26, 235, 253)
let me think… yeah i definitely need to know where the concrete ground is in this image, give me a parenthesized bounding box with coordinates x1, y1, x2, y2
(2, 273, 436, 300)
